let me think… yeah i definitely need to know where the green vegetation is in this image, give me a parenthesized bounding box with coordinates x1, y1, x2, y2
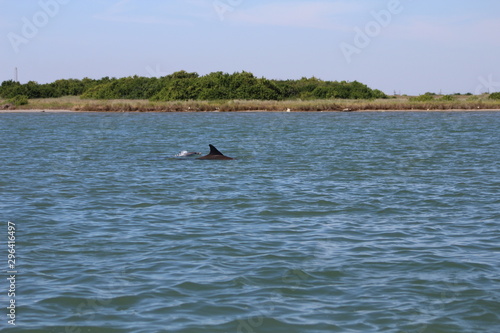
(0, 78, 98, 99)
(409, 92, 436, 102)
(7, 95, 29, 106)
(2, 72, 500, 111)
(408, 93, 457, 102)
(489, 92, 500, 100)
(439, 95, 455, 101)
(1, 71, 387, 102)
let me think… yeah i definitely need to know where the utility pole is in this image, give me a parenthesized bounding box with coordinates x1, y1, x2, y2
(14, 67, 18, 82)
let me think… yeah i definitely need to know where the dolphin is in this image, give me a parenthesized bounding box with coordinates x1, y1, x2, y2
(197, 144, 234, 160)
(175, 151, 202, 157)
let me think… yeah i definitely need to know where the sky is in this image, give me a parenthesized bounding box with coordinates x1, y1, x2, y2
(1, 0, 500, 95)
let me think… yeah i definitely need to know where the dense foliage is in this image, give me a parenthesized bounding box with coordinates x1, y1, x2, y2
(0, 71, 387, 101)
(0, 78, 100, 99)
(489, 92, 500, 100)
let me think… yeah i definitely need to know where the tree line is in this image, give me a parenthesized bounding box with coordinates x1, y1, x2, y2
(0, 71, 388, 101)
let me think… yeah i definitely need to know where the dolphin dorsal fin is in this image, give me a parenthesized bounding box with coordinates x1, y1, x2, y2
(197, 144, 233, 160)
(208, 144, 224, 156)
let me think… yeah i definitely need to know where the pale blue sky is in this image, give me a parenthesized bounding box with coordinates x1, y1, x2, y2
(1, 0, 499, 95)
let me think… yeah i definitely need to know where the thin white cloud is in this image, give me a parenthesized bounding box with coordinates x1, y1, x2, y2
(227, 1, 362, 30)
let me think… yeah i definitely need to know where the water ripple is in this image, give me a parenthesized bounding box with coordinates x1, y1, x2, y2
(1, 112, 499, 332)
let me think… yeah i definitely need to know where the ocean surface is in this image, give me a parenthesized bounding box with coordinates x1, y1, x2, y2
(1, 111, 499, 333)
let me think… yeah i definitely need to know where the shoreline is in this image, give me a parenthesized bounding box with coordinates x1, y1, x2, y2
(0, 109, 78, 113)
(2, 109, 500, 114)
(2, 96, 500, 113)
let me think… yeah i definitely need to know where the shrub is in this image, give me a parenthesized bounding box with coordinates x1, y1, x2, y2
(7, 95, 29, 106)
(439, 95, 455, 101)
(489, 92, 500, 100)
(150, 78, 201, 101)
(409, 93, 435, 102)
(1, 71, 387, 101)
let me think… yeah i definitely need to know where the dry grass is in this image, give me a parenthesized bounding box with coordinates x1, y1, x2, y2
(7, 95, 500, 112)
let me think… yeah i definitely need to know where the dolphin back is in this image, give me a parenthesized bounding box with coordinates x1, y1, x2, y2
(197, 144, 234, 160)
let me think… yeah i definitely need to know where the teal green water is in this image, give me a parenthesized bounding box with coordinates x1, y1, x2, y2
(1, 111, 499, 332)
